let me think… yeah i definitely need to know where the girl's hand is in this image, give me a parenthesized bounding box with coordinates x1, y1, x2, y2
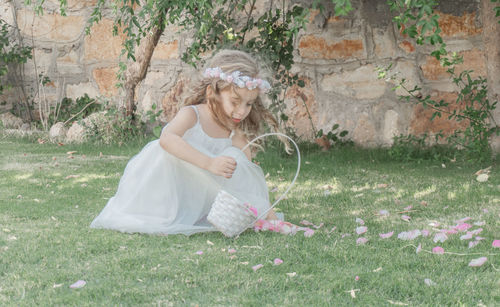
(208, 156, 237, 178)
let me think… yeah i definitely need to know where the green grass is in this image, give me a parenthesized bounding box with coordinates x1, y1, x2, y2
(0, 135, 499, 306)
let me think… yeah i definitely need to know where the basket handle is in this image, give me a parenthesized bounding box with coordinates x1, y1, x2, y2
(235, 133, 301, 236)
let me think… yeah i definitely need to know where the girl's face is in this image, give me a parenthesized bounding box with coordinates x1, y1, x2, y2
(218, 86, 259, 126)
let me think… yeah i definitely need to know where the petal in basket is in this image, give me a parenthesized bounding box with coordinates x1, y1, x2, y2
(207, 190, 258, 237)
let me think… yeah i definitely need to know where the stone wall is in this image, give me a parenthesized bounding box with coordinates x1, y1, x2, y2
(1, 0, 499, 148)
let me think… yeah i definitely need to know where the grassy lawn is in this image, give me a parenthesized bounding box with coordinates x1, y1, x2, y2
(0, 134, 499, 306)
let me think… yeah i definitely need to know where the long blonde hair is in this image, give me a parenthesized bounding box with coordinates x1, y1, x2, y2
(184, 49, 289, 151)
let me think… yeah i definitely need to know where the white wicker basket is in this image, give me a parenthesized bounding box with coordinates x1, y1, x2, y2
(207, 133, 301, 238)
(207, 190, 257, 237)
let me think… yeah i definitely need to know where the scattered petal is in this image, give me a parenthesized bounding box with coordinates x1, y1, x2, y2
(432, 246, 444, 254)
(355, 218, 365, 225)
(470, 228, 483, 235)
(355, 276, 360, 281)
(428, 222, 440, 228)
(313, 222, 324, 229)
(274, 258, 283, 265)
(468, 241, 480, 248)
(377, 183, 388, 188)
(206, 240, 214, 246)
(398, 230, 421, 240)
(349, 289, 357, 298)
(421, 229, 430, 237)
(69, 280, 86, 289)
(475, 236, 485, 241)
(492, 240, 500, 248)
(379, 209, 390, 216)
(373, 267, 382, 272)
(401, 215, 411, 222)
(356, 237, 368, 245)
(468, 257, 487, 267)
(356, 226, 367, 235)
(300, 220, 313, 226)
(473, 221, 485, 226)
(304, 228, 315, 237)
(379, 231, 394, 239)
(416, 243, 422, 254)
(195, 250, 203, 255)
(252, 264, 264, 272)
(460, 233, 473, 240)
(482, 208, 489, 213)
(433, 232, 448, 243)
(387, 300, 408, 306)
(228, 248, 237, 254)
(455, 223, 472, 232)
(53, 283, 63, 288)
(341, 233, 351, 238)
(424, 278, 436, 286)
(286, 272, 296, 277)
(404, 205, 413, 211)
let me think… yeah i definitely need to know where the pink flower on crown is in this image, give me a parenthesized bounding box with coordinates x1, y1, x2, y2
(226, 76, 233, 83)
(246, 81, 253, 88)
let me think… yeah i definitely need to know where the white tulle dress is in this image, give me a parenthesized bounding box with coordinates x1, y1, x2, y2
(90, 105, 271, 235)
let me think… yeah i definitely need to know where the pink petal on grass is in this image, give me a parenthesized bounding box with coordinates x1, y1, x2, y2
(468, 257, 487, 267)
(460, 233, 473, 240)
(421, 229, 430, 237)
(252, 264, 264, 272)
(401, 215, 411, 222)
(455, 223, 472, 232)
(398, 230, 421, 240)
(473, 221, 485, 226)
(424, 278, 436, 286)
(433, 232, 448, 243)
(355, 276, 360, 281)
(274, 258, 283, 265)
(356, 237, 368, 245)
(492, 240, 500, 248)
(379, 231, 394, 239)
(69, 280, 86, 289)
(379, 209, 389, 216)
(356, 226, 367, 235)
(470, 228, 483, 235)
(228, 248, 237, 254)
(404, 205, 413, 211)
(300, 220, 313, 226)
(468, 241, 480, 248)
(432, 246, 444, 254)
(355, 218, 365, 225)
(304, 228, 315, 237)
(196, 250, 203, 255)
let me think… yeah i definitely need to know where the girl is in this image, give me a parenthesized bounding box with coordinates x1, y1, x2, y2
(90, 49, 289, 236)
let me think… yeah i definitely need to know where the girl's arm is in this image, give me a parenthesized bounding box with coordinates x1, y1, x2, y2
(159, 107, 236, 178)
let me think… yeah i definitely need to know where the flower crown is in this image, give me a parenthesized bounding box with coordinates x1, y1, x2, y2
(203, 67, 271, 93)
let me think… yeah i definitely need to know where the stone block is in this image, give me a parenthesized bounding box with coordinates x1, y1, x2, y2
(353, 113, 376, 146)
(49, 122, 67, 140)
(66, 82, 100, 100)
(420, 48, 487, 81)
(92, 67, 119, 97)
(388, 60, 421, 96)
(0, 112, 23, 129)
(409, 91, 468, 136)
(16, 9, 84, 41)
(46, 0, 98, 10)
(84, 18, 126, 62)
(321, 64, 386, 100)
(284, 77, 317, 138)
(398, 40, 415, 53)
(373, 27, 396, 58)
(161, 78, 186, 121)
(383, 110, 400, 145)
(152, 40, 179, 60)
(0, 2, 13, 26)
(298, 34, 365, 60)
(437, 11, 482, 38)
(24, 48, 53, 75)
(56, 49, 82, 74)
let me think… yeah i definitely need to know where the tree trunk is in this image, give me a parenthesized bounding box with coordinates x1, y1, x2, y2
(123, 10, 167, 117)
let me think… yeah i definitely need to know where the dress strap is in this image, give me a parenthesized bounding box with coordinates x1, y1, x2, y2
(229, 130, 235, 139)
